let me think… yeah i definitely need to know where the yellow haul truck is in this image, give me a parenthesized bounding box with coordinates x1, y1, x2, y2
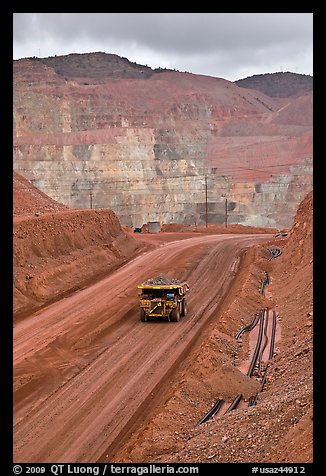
(137, 274, 189, 322)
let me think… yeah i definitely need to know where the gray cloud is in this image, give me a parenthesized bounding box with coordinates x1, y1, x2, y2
(13, 13, 313, 81)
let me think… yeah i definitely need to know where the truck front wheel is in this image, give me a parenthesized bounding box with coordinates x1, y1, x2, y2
(170, 304, 180, 322)
(181, 299, 188, 316)
(140, 309, 147, 322)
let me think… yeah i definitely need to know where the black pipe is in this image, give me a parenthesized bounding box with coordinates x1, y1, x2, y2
(247, 309, 265, 377)
(260, 272, 270, 295)
(248, 394, 258, 407)
(257, 309, 269, 376)
(225, 393, 242, 413)
(268, 247, 282, 259)
(248, 309, 277, 406)
(235, 312, 260, 339)
(268, 309, 277, 360)
(194, 398, 224, 427)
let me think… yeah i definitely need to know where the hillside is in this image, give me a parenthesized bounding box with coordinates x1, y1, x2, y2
(13, 53, 312, 229)
(235, 72, 313, 98)
(37, 52, 155, 80)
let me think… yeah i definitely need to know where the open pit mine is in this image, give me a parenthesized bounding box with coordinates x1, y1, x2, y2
(13, 52, 312, 228)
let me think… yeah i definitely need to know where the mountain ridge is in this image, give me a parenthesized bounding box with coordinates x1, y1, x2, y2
(15, 52, 312, 97)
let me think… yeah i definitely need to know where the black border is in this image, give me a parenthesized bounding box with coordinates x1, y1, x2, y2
(3, 7, 14, 473)
(6, 8, 320, 475)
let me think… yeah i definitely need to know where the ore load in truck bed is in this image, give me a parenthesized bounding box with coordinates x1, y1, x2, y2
(142, 274, 182, 286)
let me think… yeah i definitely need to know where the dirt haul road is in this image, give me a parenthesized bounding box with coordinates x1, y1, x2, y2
(14, 233, 271, 463)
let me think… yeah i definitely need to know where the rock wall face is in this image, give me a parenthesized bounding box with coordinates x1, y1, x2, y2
(13, 54, 313, 228)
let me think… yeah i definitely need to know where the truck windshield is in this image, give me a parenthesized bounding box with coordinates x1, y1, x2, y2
(166, 292, 175, 300)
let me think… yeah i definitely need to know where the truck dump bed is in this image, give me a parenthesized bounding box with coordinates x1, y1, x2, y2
(137, 283, 189, 292)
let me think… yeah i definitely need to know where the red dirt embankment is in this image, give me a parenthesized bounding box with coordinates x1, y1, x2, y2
(264, 190, 313, 461)
(14, 171, 68, 216)
(13, 173, 144, 318)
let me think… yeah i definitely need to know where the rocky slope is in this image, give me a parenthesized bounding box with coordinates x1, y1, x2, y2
(13, 53, 312, 228)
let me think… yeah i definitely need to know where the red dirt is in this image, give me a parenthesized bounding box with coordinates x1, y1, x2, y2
(13, 171, 68, 216)
(161, 223, 279, 234)
(14, 173, 146, 318)
(13, 175, 313, 464)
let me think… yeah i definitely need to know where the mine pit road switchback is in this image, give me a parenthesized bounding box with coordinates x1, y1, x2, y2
(14, 233, 272, 463)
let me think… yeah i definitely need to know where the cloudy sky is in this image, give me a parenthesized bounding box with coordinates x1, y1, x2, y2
(13, 13, 313, 81)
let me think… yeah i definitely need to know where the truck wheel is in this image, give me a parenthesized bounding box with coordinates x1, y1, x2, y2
(140, 309, 147, 322)
(182, 299, 188, 316)
(170, 304, 180, 322)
